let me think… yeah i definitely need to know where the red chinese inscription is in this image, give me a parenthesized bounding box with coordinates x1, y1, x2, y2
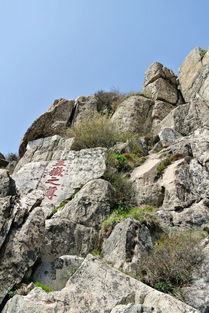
(49, 167, 63, 177)
(45, 186, 58, 200)
(45, 160, 66, 200)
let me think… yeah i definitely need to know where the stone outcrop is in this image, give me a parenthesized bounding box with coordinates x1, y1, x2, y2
(143, 62, 182, 105)
(13, 135, 107, 214)
(179, 47, 209, 102)
(101, 218, 161, 272)
(2, 255, 199, 313)
(42, 179, 115, 260)
(19, 98, 75, 157)
(111, 95, 154, 133)
(3, 46, 209, 312)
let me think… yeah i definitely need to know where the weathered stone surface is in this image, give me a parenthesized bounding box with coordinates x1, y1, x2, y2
(143, 62, 181, 105)
(182, 238, 209, 312)
(19, 98, 75, 157)
(143, 62, 178, 87)
(153, 99, 209, 136)
(110, 304, 160, 313)
(0, 170, 16, 197)
(158, 128, 183, 147)
(151, 100, 175, 130)
(111, 96, 154, 133)
(32, 255, 84, 291)
(42, 179, 115, 259)
(2, 255, 199, 313)
(131, 154, 164, 207)
(13, 136, 107, 212)
(0, 207, 45, 304)
(179, 47, 209, 102)
(72, 95, 99, 124)
(144, 77, 178, 104)
(102, 218, 156, 272)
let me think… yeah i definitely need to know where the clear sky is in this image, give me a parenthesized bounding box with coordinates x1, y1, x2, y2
(0, 0, 209, 155)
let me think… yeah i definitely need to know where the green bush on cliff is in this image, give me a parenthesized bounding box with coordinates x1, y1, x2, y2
(137, 231, 206, 294)
(67, 114, 131, 151)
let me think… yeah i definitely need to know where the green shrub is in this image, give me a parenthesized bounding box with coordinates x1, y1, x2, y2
(95, 89, 124, 115)
(91, 249, 101, 256)
(156, 158, 171, 176)
(102, 205, 158, 228)
(138, 231, 206, 294)
(67, 114, 131, 151)
(103, 171, 134, 211)
(51, 199, 69, 215)
(200, 48, 207, 59)
(34, 282, 52, 292)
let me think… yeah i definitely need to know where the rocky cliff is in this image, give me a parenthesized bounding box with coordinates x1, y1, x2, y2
(1, 47, 209, 313)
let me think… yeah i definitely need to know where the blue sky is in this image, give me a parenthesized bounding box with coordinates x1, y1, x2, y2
(0, 0, 209, 155)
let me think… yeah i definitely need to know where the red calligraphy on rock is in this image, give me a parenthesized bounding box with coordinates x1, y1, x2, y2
(45, 177, 60, 186)
(45, 186, 57, 200)
(49, 167, 63, 177)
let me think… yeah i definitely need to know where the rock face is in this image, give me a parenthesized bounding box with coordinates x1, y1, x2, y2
(3, 46, 209, 312)
(111, 95, 154, 133)
(13, 135, 107, 214)
(2, 255, 199, 313)
(42, 179, 115, 259)
(19, 98, 75, 157)
(179, 47, 209, 102)
(143, 62, 182, 105)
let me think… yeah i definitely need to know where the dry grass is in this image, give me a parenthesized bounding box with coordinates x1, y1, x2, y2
(138, 231, 206, 293)
(67, 114, 132, 151)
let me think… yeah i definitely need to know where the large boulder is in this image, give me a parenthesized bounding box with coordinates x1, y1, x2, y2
(13, 136, 107, 214)
(0, 207, 45, 304)
(131, 154, 165, 207)
(42, 179, 115, 260)
(179, 47, 209, 102)
(2, 255, 199, 313)
(153, 98, 209, 136)
(143, 62, 182, 105)
(101, 218, 161, 272)
(19, 98, 75, 157)
(111, 96, 154, 133)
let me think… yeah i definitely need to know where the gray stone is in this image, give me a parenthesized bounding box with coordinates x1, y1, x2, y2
(32, 255, 84, 291)
(0, 170, 16, 197)
(153, 99, 209, 136)
(158, 128, 183, 147)
(42, 179, 115, 259)
(102, 218, 156, 272)
(2, 255, 199, 313)
(19, 98, 75, 157)
(131, 154, 165, 207)
(151, 100, 175, 130)
(111, 96, 154, 133)
(179, 47, 209, 102)
(182, 239, 209, 311)
(143, 62, 181, 105)
(13, 136, 107, 213)
(0, 207, 45, 304)
(110, 304, 160, 313)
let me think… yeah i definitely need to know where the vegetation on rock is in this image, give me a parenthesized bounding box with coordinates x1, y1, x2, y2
(67, 114, 132, 150)
(137, 231, 206, 295)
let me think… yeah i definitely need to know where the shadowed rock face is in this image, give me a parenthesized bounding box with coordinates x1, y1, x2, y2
(2, 47, 209, 312)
